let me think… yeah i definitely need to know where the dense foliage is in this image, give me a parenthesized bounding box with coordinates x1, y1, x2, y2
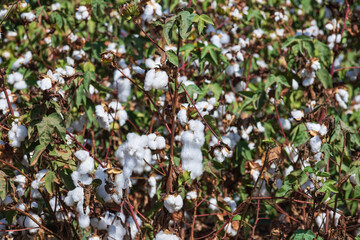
(0, 0, 360, 239)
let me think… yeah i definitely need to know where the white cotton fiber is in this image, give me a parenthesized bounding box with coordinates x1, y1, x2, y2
(144, 69, 169, 91)
(155, 230, 180, 240)
(310, 135, 322, 153)
(164, 195, 183, 213)
(24, 213, 41, 234)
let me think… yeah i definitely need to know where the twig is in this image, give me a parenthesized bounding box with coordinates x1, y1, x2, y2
(11, 206, 62, 239)
(66, 129, 105, 168)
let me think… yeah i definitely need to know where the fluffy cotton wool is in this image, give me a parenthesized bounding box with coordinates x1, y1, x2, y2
(75, 150, 94, 174)
(144, 69, 169, 91)
(155, 230, 180, 240)
(181, 120, 205, 179)
(164, 194, 183, 213)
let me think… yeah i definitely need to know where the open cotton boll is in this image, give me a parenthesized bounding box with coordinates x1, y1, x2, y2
(306, 122, 321, 133)
(71, 170, 93, 186)
(128, 215, 142, 239)
(177, 108, 188, 126)
(64, 186, 84, 206)
(24, 213, 41, 234)
(76, 201, 90, 228)
(291, 110, 304, 121)
(147, 134, 166, 150)
(155, 230, 180, 240)
(37, 78, 52, 90)
(224, 223, 237, 237)
(335, 89, 348, 109)
(144, 69, 169, 91)
(0, 218, 8, 236)
(310, 135, 322, 153)
(208, 197, 219, 211)
(186, 191, 197, 200)
(280, 118, 291, 130)
(224, 197, 237, 213)
(148, 175, 157, 198)
(31, 169, 49, 189)
(107, 220, 127, 240)
(8, 124, 28, 147)
(164, 195, 183, 213)
(78, 156, 94, 174)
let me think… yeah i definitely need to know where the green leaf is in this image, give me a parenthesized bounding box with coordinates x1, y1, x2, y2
(203, 115, 221, 140)
(163, 17, 176, 45)
(178, 11, 196, 39)
(44, 171, 57, 193)
(84, 71, 96, 92)
(166, 50, 179, 67)
(36, 113, 66, 146)
(290, 123, 310, 147)
(83, 62, 96, 72)
(232, 215, 242, 221)
(30, 144, 47, 166)
(282, 36, 295, 49)
(314, 40, 332, 67)
(199, 14, 214, 25)
(316, 69, 333, 89)
(290, 229, 320, 240)
(197, 83, 222, 102)
(0, 171, 7, 201)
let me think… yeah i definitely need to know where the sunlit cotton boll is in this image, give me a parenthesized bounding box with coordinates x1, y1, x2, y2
(164, 195, 183, 213)
(155, 230, 180, 240)
(8, 124, 28, 147)
(37, 78, 52, 90)
(75, 150, 94, 174)
(144, 69, 169, 91)
(21, 12, 36, 22)
(310, 135, 322, 153)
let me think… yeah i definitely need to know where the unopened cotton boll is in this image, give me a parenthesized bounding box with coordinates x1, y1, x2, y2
(155, 230, 180, 240)
(144, 69, 169, 91)
(164, 195, 183, 213)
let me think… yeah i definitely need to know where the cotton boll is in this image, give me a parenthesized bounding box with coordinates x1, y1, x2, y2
(78, 156, 94, 174)
(24, 213, 41, 234)
(186, 191, 197, 200)
(310, 135, 322, 153)
(31, 169, 48, 189)
(64, 186, 84, 206)
(223, 197, 237, 213)
(164, 195, 183, 213)
(280, 118, 291, 130)
(302, 77, 314, 87)
(128, 215, 142, 239)
(292, 79, 299, 90)
(14, 81, 27, 90)
(291, 110, 304, 121)
(335, 89, 348, 109)
(155, 230, 180, 240)
(224, 223, 237, 237)
(76, 201, 90, 228)
(37, 78, 52, 90)
(208, 198, 219, 211)
(177, 109, 188, 126)
(148, 176, 157, 198)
